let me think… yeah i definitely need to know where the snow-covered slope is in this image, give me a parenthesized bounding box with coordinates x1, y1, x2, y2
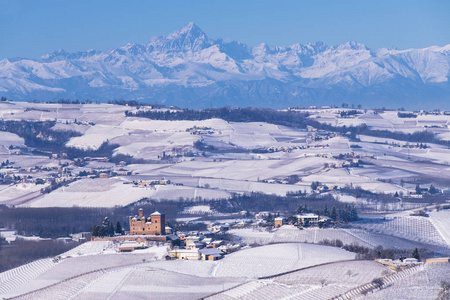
(1, 22, 449, 108)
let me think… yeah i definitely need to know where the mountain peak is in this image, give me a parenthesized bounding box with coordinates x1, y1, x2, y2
(178, 22, 200, 34)
(337, 40, 368, 50)
(40, 49, 68, 60)
(167, 22, 206, 40)
(159, 22, 211, 51)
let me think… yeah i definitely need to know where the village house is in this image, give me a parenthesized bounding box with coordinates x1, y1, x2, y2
(129, 209, 166, 235)
(202, 237, 213, 245)
(199, 248, 223, 260)
(70, 232, 91, 242)
(274, 217, 285, 228)
(208, 224, 229, 233)
(118, 241, 146, 252)
(185, 239, 205, 250)
(218, 244, 241, 254)
(426, 257, 450, 263)
(255, 211, 271, 219)
(295, 213, 319, 225)
(168, 249, 201, 260)
(210, 240, 225, 248)
(165, 226, 173, 234)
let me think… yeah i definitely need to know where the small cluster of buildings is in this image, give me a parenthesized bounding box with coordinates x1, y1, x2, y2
(376, 258, 420, 270)
(413, 110, 450, 116)
(265, 143, 331, 154)
(253, 211, 333, 228)
(168, 232, 240, 261)
(326, 161, 357, 168)
(308, 131, 339, 142)
(133, 179, 171, 187)
(312, 183, 338, 193)
(121, 209, 242, 260)
(186, 126, 215, 135)
(274, 213, 333, 228)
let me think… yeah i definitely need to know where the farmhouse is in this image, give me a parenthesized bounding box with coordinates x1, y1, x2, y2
(168, 249, 201, 260)
(199, 248, 223, 260)
(426, 257, 450, 263)
(296, 213, 319, 225)
(185, 239, 205, 250)
(294, 214, 332, 226)
(129, 209, 166, 235)
(403, 258, 419, 264)
(118, 241, 146, 252)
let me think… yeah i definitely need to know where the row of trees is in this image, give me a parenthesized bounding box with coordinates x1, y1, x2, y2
(91, 217, 124, 237)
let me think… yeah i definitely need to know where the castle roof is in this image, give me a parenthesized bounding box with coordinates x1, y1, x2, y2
(151, 211, 164, 216)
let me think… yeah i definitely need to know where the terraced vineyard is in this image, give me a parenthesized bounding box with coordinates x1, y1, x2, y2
(230, 225, 438, 250)
(0, 258, 58, 298)
(428, 210, 450, 247)
(208, 260, 393, 300)
(363, 263, 450, 300)
(356, 216, 448, 247)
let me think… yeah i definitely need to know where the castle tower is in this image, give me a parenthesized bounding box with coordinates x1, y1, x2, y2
(138, 208, 144, 219)
(150, 211, 165, 235)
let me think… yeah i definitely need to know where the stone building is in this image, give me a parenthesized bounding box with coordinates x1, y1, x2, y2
(129, 209, 165, 235)
(274, 217, 285, 228)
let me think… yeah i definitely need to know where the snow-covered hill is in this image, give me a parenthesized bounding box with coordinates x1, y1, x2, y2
(1, 22, 449, 108)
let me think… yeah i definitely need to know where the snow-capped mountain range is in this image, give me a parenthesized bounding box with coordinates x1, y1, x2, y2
(1, 22, 449, 108)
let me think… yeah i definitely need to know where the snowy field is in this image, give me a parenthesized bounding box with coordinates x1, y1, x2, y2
(355, 215, 449, 248)
(0, 131, 24, 148)
(0, 241, 168, 299)
(1, 103, 449, 207)
(428, 210, 450, 247)
(22, 178, 231, 207)
(230, 225, 447, 250)
(0, 242, 359, 299)
(208, 260, 393, 300)
(364, 262, 450, 300)
(0, 183, 45, 206)
(213, 243, 355, 278)
(313, 109, 450, 135)
(66, 124, 130, 150)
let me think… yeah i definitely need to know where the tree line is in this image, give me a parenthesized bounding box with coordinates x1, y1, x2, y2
(208, 192, 357, 217)
(0, 201, 181, 238)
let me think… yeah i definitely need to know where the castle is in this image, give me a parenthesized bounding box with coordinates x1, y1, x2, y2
(129, 209, 165, 235)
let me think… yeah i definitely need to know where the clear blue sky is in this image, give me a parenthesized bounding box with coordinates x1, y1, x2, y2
(1, 0, 449, 59)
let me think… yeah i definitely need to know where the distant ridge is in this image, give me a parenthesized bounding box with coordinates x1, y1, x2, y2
(1, 22, 449, 109)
